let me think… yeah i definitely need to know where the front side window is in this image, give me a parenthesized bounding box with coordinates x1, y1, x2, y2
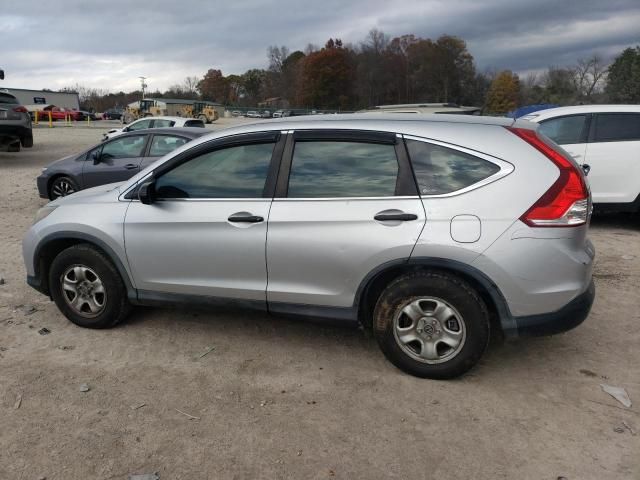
(155, 142, 274, 198)
(287, 141, 398, 198)
(149, 135, 189, 157)
(406, 139, 500, 196)
(538, 115, 586, 145)
(101, 135, 147, 159)
(593, 113, 640, 142)
(128, 119, 152, 131)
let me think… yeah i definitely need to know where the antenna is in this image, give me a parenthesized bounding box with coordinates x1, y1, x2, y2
(139, 76, 148, 99)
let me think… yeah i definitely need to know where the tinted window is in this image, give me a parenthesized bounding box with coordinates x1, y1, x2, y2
(184, 119, 205, 128)
(153, 119, 175, 128)
(593, 113, 640, 142)
(102, 135, 146, 159)
(287, 141, 398, 198)
(149, 135, 189, 157)
(538, 115, 586, 144)
(127, 119, 152, 131)
(0, 93, 18, 105)
(155, 142, 274, 198)
(406, 139, 500, 196)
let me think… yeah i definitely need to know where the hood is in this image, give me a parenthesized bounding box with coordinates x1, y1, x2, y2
(49, 182, 124, 207)
(44, 153, 80, 170)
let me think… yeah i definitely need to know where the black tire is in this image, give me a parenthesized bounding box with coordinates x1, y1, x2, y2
(49, 244, 131, 329)
(373, 271, 489, 379)
(22, 134, 34, 148)
(49, 176, 78, 200)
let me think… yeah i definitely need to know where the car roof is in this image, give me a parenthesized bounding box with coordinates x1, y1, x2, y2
(121, 127, 208, 138)
(239, 113, 517, 128)
(525, 104, 640, 121)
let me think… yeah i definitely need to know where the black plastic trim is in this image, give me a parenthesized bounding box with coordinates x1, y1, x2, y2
(293, 129, 397, 144)
(592, 193, 640, 213)
(135, 290, 267, 311)
(352, 256, 516, 332)
(268, 301, 357, 323)
(507, 280, 595, 337)
(30, 232, 137, 301)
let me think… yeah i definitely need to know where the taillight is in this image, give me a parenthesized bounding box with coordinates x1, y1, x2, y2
(506, 126, 589, 227)
(13, 106, 28, 113)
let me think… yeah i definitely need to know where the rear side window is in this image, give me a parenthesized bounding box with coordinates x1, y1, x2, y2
(592, 113, 640, 142)
(406, 139, 500, 196)
(153, 119, 175, 128)
(149, 135, 189, 157)
(538, 115, 586, 144)
(184, 120, 205, 128)
(287, 141, 398, 198)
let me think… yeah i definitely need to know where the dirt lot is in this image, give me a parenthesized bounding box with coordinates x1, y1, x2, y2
(1, 122, 639, 479)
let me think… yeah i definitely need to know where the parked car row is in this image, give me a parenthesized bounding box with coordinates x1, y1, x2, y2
(25, 113, 596, 379)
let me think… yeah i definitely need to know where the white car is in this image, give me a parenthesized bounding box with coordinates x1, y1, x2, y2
(524, 105, 640, 211)
(103, 116, 205, 141)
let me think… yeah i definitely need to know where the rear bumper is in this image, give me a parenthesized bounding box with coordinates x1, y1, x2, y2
(505, 280, 595, 337)
(0, 124, 32, 145)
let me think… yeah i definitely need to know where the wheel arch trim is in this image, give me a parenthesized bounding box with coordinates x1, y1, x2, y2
(353, 256, 515, 332)
(33, 231, 137, 301)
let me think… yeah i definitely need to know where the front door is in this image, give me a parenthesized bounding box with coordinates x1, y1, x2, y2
(82, 134, 148, 189)
(124, 132, 282, 302)
(266, 130, 426, 312)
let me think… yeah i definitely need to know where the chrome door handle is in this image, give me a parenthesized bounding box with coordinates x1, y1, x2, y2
(228, 213, 264, 223)
(374, 212, 418, 221)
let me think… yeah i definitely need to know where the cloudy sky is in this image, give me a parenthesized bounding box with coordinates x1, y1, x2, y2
(2, 0, 639, 92)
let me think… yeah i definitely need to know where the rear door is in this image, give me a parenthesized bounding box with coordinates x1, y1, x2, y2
(266, 130, 426, 313)
(82, 134, 148, 188)
(585, 112, 640, 204)
(538, 114, 589, 163)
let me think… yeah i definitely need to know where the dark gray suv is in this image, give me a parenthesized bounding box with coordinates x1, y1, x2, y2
(37, 127, 207, 199)
(0, 91, 33, 151)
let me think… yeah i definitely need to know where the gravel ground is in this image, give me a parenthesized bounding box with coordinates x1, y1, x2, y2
(0, 123, 639, 479)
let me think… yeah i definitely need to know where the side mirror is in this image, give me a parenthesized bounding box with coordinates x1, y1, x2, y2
(138, 180, 156, 205)
(91, 151, 101, 165)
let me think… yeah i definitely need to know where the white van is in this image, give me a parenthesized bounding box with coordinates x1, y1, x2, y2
(524, 105, 640, 212)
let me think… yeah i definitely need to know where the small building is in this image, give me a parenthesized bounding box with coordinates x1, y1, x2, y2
(147, 98, 224, 118)
(2, 88, 80, 110)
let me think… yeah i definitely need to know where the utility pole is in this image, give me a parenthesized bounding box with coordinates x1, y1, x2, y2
(139, 76, 147, 99)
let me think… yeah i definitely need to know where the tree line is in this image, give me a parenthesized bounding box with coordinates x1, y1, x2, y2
(67, 31, 640, 115)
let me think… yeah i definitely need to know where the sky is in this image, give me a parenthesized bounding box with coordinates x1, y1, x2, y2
(1, 0, 639, 93)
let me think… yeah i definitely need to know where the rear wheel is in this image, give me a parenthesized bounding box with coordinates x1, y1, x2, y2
(22, 134, 34, 148)
(197, 114, 208, 123)
(49, 176, 78, 199)
(49, 244, 131, 329)
(373, 271, 490, 379)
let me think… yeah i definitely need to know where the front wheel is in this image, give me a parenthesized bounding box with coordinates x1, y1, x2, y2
(373, 271, 490, 379)
(49, 176, 78, 200)
(49, 244, 131, 329)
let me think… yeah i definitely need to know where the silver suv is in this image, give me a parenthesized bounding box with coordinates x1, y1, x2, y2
(23, 115, 595, 379)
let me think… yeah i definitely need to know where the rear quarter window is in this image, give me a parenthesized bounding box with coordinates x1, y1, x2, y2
(406, 139, 500, 196)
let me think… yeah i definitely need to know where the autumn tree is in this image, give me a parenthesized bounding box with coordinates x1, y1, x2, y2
(485, 70, 520, 114)
(606, 46, 640, 103)
(198, 69, 229, 102)
(298, 38, 355, 109)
